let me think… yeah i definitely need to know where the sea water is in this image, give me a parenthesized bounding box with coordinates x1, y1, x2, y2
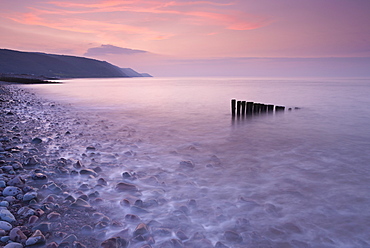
(24, 77, 370, 247)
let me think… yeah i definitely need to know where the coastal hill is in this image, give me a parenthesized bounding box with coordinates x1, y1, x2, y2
(0, 48, 150, 79)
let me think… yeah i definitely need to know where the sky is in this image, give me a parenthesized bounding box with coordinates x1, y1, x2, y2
(1, 0, 370, 77)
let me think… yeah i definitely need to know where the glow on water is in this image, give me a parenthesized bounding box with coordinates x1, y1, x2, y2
(26, 77, 370, 247)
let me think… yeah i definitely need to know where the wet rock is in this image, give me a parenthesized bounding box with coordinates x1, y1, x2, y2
(0, 201, 9, 207)
(97, 178, 108, 186)
(73, 241, 87, 248)
(179, 160, 195, 169)
(7, 176, 25, 187)
(46, 242, 59, 248)
(17, 206, 36, 218)
(81, 225, 93, 234)
(32, 172, 47, 181)
(0, 220, 12, 230)
(33, 222, 51, 233)
(61, 234, 77, 245)
(31, 137, 43, 144)
(3, 186, 22, 196)
(74, 160, 84, 169)
(176, 230, 188, 241)
(86, 146, 96, 151)
(0, 208, 16, 223)
(101, 237, 129, 248)
(4, 243, 24, 248)
(10, 161, 23, 170)
(152, 227, 172, 237)
(125, 214, 140, 223)
(28, 215, 39, 225)
(215, 241, 229, 248)
(0, 180, 6, 188)
(133, 223, 149, 237)
(47, 211, 61, 221)
(23, 191, 38, 201)
(80, 169, 98, 177)
(131, 206, 149, 214)
(24, 156, 39, 167)
(26, 229, 46, 246)
(45, 182, 62, 193)
(224, 230, 243, 243)
(115, 182, 138, 192)
(9, 227, 27, 242)
(70, 198, 92, 209)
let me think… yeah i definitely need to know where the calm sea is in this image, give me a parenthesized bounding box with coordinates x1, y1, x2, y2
(25, 77, 370, 247)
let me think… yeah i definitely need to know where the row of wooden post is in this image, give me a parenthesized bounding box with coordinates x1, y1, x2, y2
(231, 99, 285, 116)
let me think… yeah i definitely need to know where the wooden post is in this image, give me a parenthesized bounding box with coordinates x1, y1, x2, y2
(231, 99, 236, 116)
(246, 102, 253, 115)
(261, 104, 267, 113)
(275, 106, 285, 112)
(241, 101, 246, 115)
(237, 101, 241, 116)
(254, 103, 261, 114)
(267, 105, 274, 113)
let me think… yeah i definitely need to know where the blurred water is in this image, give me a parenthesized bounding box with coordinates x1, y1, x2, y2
(26, 77, 370, 247)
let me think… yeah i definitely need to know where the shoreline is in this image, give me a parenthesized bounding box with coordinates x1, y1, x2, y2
(1, 83, 227, 248)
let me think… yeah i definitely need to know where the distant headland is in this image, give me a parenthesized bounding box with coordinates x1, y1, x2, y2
(0, 48, 151, 82)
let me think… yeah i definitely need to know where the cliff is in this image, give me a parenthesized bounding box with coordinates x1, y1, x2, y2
(0, 49, 147, 78)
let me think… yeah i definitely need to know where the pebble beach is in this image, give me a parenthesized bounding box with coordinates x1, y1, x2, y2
(0, 83, 236, 248)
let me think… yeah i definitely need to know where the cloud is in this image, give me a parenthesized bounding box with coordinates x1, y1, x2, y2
(84, 44, 148, 56)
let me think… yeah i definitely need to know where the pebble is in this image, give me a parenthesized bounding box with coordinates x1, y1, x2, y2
(133, 223, 150, 237)
(101, 237, 129, 248)
(115, 182, 138, 192)
(26, 229, 46, 246)
(23, 191, 37, 201)
(4, 243, 24, 248)
(224, 230, 243, 243)
(9, 227, 27, 242)
(0, 220, 12, 230)
(2, 186, 22, 196)
(79, 168, 98, 177)
(179, 160, 195, 169)
(0, 208, 16, 223)
(31, 137, 43, 144)
(70, 198, 92, 209)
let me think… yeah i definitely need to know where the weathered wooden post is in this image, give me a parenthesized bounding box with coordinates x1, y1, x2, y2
(253, 103, 261, 114)
(237, 101, 241, 116)
(267, 105, 274, 113)
(246, 102, 253, 115)
(261, 104, 267, 113)
(241, 101, 246, 115)
(231, 99, 236, 116)
(275, 106, 285, 112)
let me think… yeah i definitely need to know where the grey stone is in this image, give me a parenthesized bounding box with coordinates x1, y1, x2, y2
(79, 169, 98, 177)
(115, 182, 138, 192)
(3, 186, 22, 196)
(0, 208, 16, 223)
(23, 191, 37, 201)
(4, 243, 24, 248)
(26, 230, 46, 246)
(9, 227, 27, 242)
(0, 220, 12, 231)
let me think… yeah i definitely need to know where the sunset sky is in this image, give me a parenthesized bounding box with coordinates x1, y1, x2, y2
(1, 0, 370, 76)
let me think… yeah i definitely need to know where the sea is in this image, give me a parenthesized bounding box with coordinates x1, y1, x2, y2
(23, 77, 370, 248)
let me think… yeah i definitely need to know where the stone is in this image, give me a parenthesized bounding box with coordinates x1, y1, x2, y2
(9, 227, 27, 242)
(61, 234, 77, 244)
(115, 182, 138, 192)
(0, 180, 6, 188)
(32, 222, 51, 233)
(31, 137, 43, 144)
(0, 209, 16, 223)
(32, 172, 47, 180)
(133, 223, 149, 237)
(215, 241, 229, 248)
(3, 186, 22, 196)
(24, 156, 39, 166)
(26, 230, 46, 246)
(74, 160, 84, 169)
(0, 201, 9, 207)
(80, 169, 98, 177)
(101, 237, 128, 248)
(179, 160, 195, 169)
(70, 198, 92, 209)
(0, 220, 12, 230)
(73, 241, 87, 248)
(46, 242, 59, 248)
(224, 230, 243, 243)
(7, 176, 25, 187)
(17, 206, 36, 218)
(23, 191, 37, 201)
(4, 243, 24, 248)
(47, 211, 61, 221)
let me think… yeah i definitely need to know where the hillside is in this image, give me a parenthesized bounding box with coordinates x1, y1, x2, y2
(0, 49, 148, 78)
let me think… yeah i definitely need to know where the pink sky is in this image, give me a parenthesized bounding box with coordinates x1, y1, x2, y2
(1, 0, 370, 76)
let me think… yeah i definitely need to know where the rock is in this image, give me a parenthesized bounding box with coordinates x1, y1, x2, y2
(26, 229, 46, 246)
(176, 230, 188, 240)
(215, 241, 229, 248)
(224, 230, 243, 243)
(133, 223, 149, 237)
(115, 182, 138, 192)
(24, 156, 39, 166)
(97, 178, 108, 186)
(17, 206, 36, 218)
(70, 198, 92, 209)
(74, 160, 84, 169)
(125, 214, 140, 223)
(9, 227, 27, 242)
(80, 169, 98, 177)
(47, 211, 61, 221)
(179, 160, 195, 169)
(153, 227, 172, 237)
(73, 241, 87, 248)
(32, 172, 47, 181)
(23, 191, 37, 201)
(31, 137, 43, 144)
(0, 209, 16, 223)
(32, 222, 51, 233)
(0, 180, 6, 188)
(46, 242, 59, 248)
(0, 220, 12, 230)
(3, 186, 22, 196)
(0, 201, 9, 207)
(4, 243, 24, 248)
(7, 176, 25, 187)
(46, 182, 62, 193)
(101, 237, 129, 248)
(61, 234, 77, 245)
